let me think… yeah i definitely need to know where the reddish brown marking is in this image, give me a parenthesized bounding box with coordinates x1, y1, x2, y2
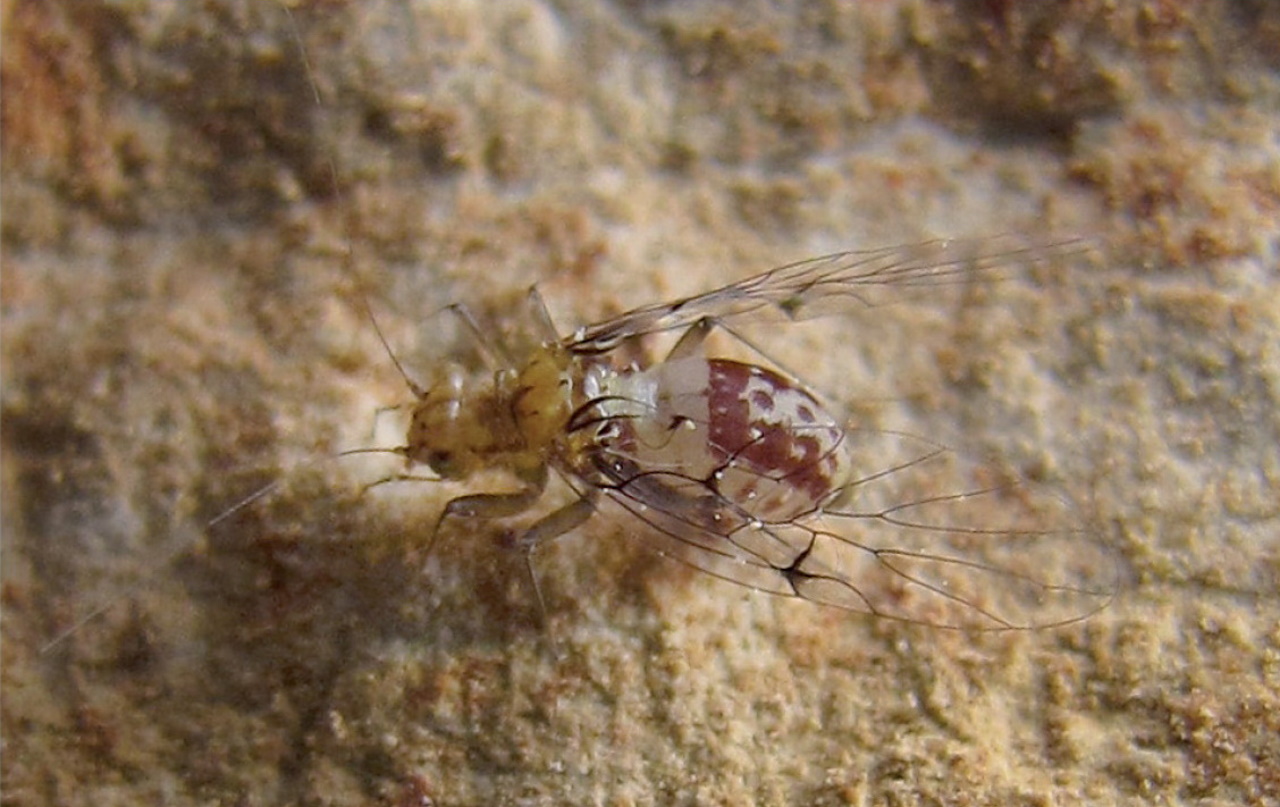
(706, 360, 841, 506)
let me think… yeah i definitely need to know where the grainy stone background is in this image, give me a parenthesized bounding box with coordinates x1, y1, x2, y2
(3, 1, 1278, 805)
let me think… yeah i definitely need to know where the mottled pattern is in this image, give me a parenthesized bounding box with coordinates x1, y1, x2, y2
(584, 358, 850, 525)
(705, 361, 849, 521)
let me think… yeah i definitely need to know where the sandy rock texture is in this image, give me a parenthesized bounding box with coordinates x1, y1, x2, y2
(3, 1, 1278, 805)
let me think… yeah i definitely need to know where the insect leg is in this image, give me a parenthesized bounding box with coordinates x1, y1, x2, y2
(425, 464, 549, 559)
(514, 491, 599, 551)
(356, 472, 441, 496)
(513, 491, 599, 618)
(664, 316, 812, 397)
(522, 286, 564, 345)
(664, 317, 716, 362)
(442, 302, 516, 370)
(663, 315, 793, 376)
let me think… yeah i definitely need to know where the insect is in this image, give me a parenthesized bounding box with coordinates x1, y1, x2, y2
(32, 32, 1113, 654)
(359, 236, 1116, 631)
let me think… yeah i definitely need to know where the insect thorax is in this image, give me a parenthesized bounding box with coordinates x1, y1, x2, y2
(404, 345, 574, 483)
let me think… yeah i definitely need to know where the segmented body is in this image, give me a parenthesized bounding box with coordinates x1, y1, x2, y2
(398, 237, 1115, 630)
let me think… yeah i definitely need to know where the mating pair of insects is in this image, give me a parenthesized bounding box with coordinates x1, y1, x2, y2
(346, 235, 1115, 632)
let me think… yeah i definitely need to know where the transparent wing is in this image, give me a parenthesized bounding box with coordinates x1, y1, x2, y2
(566, 235, 1095, 356)
(591, 428, 1116, 631)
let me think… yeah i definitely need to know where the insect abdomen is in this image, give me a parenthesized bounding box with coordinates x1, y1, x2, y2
(591, 358, 850, 525)
(704, 360, 849, 521)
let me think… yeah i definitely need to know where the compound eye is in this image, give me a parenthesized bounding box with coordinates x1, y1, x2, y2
(427, 450, 453, 473)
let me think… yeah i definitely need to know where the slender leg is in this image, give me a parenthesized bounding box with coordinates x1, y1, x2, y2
(517, 491, 599, 628)
(665, 317, 715, 362)
(425, 482, 597, 640)
(442, 301, 516, 369)
(667, 316, 822, 398)
(516, 491, 599, 551)
(357, 472, 440, 497)
(523, 286, 563, 345)
(427, 486, 543, 555)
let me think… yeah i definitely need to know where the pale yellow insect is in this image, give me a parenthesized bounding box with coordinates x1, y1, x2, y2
(357, 236, 1117, 631)
(38, 14, 1116, 652)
